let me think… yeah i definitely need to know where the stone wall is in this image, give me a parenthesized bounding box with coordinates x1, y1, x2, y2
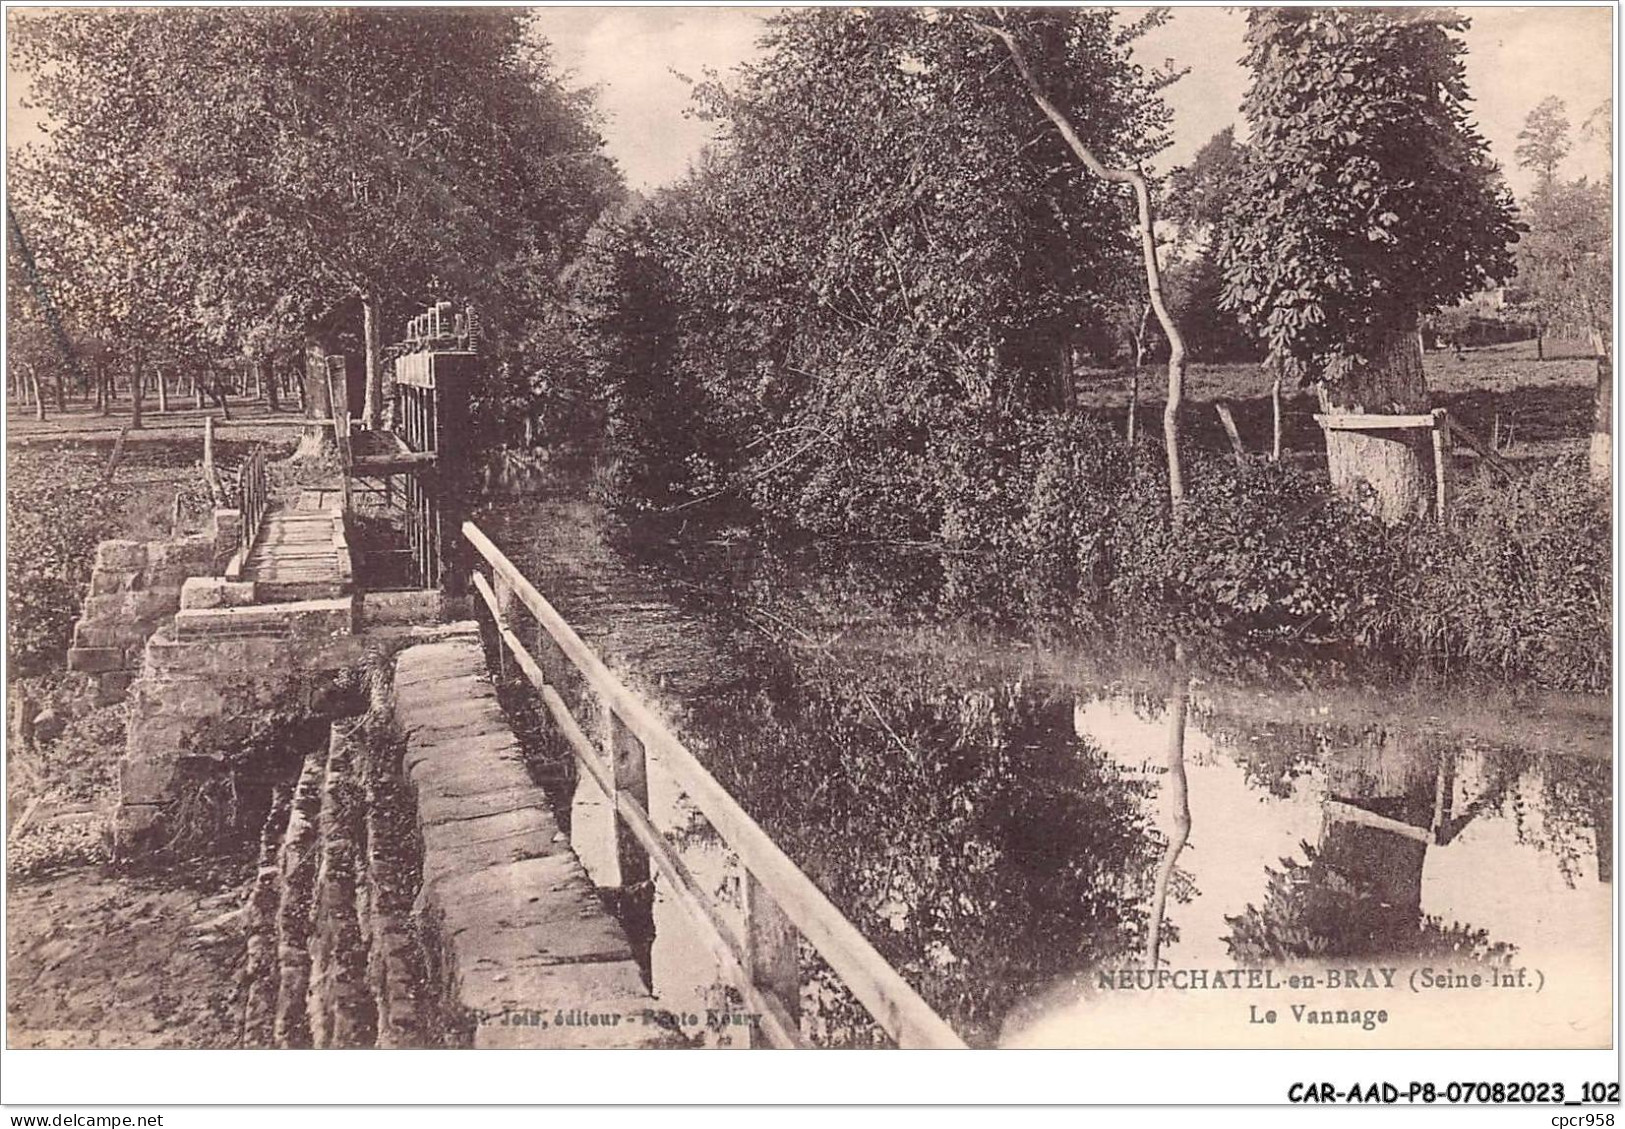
(114, 605, 366, 851)
(240, 716, 425, 1048)
(393, 630, 676, 1049)
(66, 508, 243, 704)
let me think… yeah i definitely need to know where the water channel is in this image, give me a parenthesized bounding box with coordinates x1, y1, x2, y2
(474, 452, 1612, 1049)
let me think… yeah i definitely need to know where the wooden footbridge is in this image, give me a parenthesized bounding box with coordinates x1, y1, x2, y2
(217, 304, 966, 1048)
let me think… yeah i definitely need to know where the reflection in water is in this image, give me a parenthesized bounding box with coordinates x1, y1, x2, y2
(1145, 670, 1191, 969)
(1224, 733, 1515, 966)
(476, 458, 1613, 1049)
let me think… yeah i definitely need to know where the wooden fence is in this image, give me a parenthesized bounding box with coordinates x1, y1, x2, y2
(461, 520, 966, 1049)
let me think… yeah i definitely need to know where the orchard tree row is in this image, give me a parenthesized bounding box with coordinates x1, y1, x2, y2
(8, 8, 620, 438)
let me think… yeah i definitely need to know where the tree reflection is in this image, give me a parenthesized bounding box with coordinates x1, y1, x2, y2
(689, 647, 1164, 1046)
(1225, 730, 1515, 965)
(1145, 672, 1192, 967)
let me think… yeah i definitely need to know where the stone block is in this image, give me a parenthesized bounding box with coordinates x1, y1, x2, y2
(149, 535, 216, 569)
(90, 569, 143, 596)
(360, 589, 442, 628)
(413, 781, 551, 829)
(180, 576, 258, 611)
(126, 588, 182, 623)
(67, 646, 125, 673)
(113, 801, 169, 853)
(212, 509, 243, 543)
(93, 671, 135, 705)
(119, 754, 181, 805)
(95, 539, 147, 570)
(82, 589, 179, 626)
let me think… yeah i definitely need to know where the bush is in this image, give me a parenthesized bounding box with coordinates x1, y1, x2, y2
(931, 426, 1608, 691)
(1394, 457, 1609, 689)
(1111, 455, 1400, 639)
(8, 445, 130, 677)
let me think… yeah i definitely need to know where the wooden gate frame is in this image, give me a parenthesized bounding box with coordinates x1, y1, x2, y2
(1314, 407, 1513, 521)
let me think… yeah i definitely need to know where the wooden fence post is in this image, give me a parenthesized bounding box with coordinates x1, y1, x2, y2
(1214, 401, 1247, 462)
(602, 701, 650, 891)
(1430, 408, 1451, 524)
(743, 870, 801, 1043)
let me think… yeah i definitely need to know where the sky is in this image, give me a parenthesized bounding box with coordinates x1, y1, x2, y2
(527, 4, 1615, 197)
(7, 5, 1614, 198)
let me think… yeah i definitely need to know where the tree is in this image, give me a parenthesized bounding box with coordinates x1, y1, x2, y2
(596, 9, 1177, 534)
(1517, 178, 1612, 485)
(12, 9, 620, 451)
(977, 13, 1191, 505)
(1166, 126, 1246, 236)
(1221, 10, 1520, 522)
(1516, 95, 1571, 186)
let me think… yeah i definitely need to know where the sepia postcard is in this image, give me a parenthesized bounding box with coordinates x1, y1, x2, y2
(2, 1, 1616, 1103)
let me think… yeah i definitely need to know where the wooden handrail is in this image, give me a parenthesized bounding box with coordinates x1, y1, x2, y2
(462, 520, 966, 1049)
(471, 570, 805, 1046)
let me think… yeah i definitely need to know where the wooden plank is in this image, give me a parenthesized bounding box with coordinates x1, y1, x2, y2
(1323, 800, 1433, 844)
(1313, 412, 1437, 431)
(535, 682, 803, 1049)
(463, 523, 965, 1049)
(1431, 408, 1451, 523)
(1444, 416, 1517, 480)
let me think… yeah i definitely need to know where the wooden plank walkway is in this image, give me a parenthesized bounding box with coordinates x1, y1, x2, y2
(241, 494, 348, 601)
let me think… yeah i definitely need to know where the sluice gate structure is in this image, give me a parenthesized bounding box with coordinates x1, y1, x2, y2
(89, 302, 963, 1048)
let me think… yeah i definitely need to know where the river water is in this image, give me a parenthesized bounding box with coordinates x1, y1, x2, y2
(474, 453, 1612, 1050)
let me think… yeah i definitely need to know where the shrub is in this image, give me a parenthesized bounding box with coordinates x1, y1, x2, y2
(8, 445, 130, 677)
(1394, 457, 1610, 689)
(1111, 455, 1400, 638)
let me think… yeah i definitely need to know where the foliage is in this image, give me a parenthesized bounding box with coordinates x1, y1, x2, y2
(1515, 177, 1612, 343)
(1224, 842, 1515, 965)
(587, 8, 1178, 526)
(695, 647, 1161, 1046)
(925, 432, 1608, 691)
(11, 8, 621, 440)
(1392, 456, 1610, 691)
(1166, 126, 1246, 237)
(1220, 9, 1521, 382)
(7, 445, 130, 676)
(1516, 95, 1572, 185)
(1111, 456, 1398, 637)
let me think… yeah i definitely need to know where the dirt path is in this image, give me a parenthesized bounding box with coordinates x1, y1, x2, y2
(6, 865, 250, 1048)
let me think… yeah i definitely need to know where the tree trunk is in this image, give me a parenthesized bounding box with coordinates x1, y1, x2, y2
(1536, 327, 1545, 362)
(30, 368, 45, 421)
(262, 355, 279, 413)
(129, 351, 144, 430)
(1590, 330, 1611, 489)
(1317, 326, 1433, 523)
(361, 293, 381, 430)
(293, 339, 336, 460)
(982, 22, 1184, 504)
(156, 365, 169, 413)
(1270, 369, 1283, 462)
(1145, 676, 1191, 968)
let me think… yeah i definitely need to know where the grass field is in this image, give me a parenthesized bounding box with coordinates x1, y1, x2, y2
(1074, 336, 1600, 467)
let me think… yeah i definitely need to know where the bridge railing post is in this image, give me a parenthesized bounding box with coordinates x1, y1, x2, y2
(601, 700, 651, 891)
(743, 870, 801, 1044)
(491, 571, 517, 678)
